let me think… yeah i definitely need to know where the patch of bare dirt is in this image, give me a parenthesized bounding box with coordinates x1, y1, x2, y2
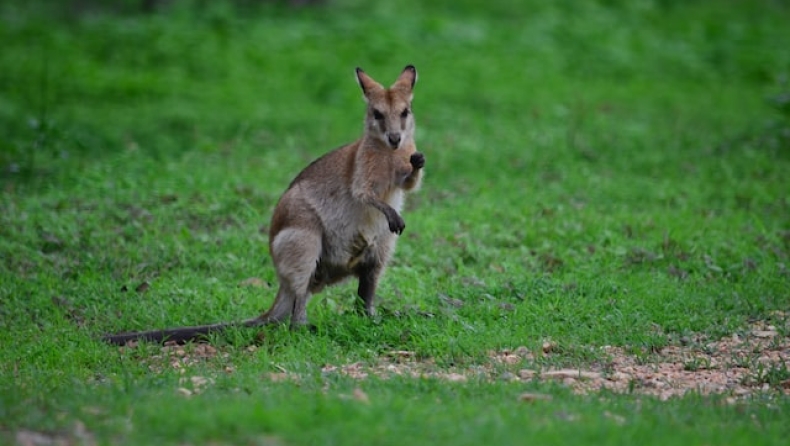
(569, 319, 790, 400)
(320, 318, 790, 401)
(121, 341, 230, 374)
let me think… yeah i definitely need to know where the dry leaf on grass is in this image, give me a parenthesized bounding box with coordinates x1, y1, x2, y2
(337, 388, 371, 404)
(542, 370, 602, 380)
(513, 346, 533, 359)
(353, 388, 370, 404)
(554, 411, 579, 422)
(177, 388, 193, 397)
(266, 372, 295, 382)
(176, 375, 215, 397)
(239, 277, 268, 288)
(518, 392, 553, 403)
(444, 373, 467, 382)
(518, 369, 537, 380)
(499, 354, 521, 365)
(15, 430, 65, 446)
(386, 350, 416, 360)
(603, 411, 626, 425)
(15, 421, 96, 446)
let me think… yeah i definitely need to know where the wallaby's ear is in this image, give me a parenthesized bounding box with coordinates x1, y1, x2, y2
(356, 67, 382, 100)
(392, 65, 417, 91)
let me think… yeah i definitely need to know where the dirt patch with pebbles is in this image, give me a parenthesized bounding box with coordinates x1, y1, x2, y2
(557, 325, 790, 401)
(119, 318, 790, 401)
(122, 342, 231, 374)
(322, 320, 789, 400)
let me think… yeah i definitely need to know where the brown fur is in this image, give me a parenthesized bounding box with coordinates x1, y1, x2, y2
(103, 65, 424, 344)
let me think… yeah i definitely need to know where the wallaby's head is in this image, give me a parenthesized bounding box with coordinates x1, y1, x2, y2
(356, 65, 417, 150)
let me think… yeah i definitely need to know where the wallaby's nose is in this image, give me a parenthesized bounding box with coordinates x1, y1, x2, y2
(387, 133, 401, 148)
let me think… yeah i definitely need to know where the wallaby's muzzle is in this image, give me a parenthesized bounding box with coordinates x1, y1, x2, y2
(387, 133, 401, 149)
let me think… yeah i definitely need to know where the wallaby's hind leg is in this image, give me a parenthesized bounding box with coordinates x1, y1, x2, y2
(260, 286, 296, 324)
(357, 263, 383, 317)
(269, 227, 322, 328)
(290, 286, 311, 328)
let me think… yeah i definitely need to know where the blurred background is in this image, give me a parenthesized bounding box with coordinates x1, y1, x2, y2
(2, 0, 788, 184)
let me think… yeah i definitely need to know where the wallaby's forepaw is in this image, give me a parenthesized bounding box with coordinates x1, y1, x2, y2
(410, 152, 425, 170)
(386, 209, 406, 235)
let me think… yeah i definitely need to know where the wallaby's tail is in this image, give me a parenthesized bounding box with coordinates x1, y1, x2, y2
(102, 318, 264, 345)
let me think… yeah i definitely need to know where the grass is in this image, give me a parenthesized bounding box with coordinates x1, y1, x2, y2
(2, 0, 790, 444)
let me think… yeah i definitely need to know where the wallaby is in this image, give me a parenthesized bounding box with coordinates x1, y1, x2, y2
(103, 65, 425, 345)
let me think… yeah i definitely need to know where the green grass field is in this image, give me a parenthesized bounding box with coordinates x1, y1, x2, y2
(2, 0, 790, 444)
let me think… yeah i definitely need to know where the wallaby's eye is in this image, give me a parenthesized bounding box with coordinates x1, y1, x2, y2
(372, 110, 384, 120)
(400, 108, 410, 118)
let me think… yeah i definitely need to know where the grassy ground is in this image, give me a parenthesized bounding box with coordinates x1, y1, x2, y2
(2, 0, 790, 444)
